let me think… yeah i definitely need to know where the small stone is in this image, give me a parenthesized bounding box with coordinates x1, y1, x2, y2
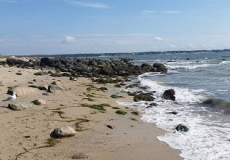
(106, 125, 114, 129)
(16, 72, 22, 75)
(72, 153, 88, 159)
(50, 126, 77, 138)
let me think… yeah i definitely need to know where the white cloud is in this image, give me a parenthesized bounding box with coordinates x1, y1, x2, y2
(162, 11, 181, 14)
(155, 36, 163, 41)
(68, 0, 110, 9)
(169, 44, 177, 48)
(141, 10, 156, 14)
(62, 36, 76, 44)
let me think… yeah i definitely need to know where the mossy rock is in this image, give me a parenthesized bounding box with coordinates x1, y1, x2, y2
(86, 94, 95, 97)
(133, 93, 154, 102)
(112, 107, 120, 109)
(100, 87, 108, 91)
(110, 94, 123, 98)
(131, 111, 139, 115)
(115, 109, 127, 115)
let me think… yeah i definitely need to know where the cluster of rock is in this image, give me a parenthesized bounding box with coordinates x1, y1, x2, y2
(3, 57, 168, 78)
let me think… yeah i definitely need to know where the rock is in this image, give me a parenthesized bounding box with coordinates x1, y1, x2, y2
(34, 71, 48, 76)
(141, 63, 154, 72)
(8, 102, 32, 111)
(133, 93, 154, 102)
(48, 84, 64, 93)
(16, 72, 22, 75)
(50, 73, 62, 77)
(153, 63, 168, 73)
(72, 153, 88, 159)
(175, 124, 189, 132)
(99, 66, 115, 75)
(163, 89, 175, 101)
(40, 57, 61, 67)
(167, 111, 178, 115)
(50, 126, 77, 138)
(31, 99, 46, 105)
(62, 72, 72, 77)
(106, 125, 114, 129)
(69, 76, 77, 81)
(6, 57, 27, 66)
(146, 102, 158, 108)
(51, 81, 62, 86)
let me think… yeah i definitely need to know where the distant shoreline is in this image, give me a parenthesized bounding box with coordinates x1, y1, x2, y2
(10, 48, 230, 57)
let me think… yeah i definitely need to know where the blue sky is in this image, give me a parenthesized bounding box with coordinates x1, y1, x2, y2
(1, 0, 230, 55)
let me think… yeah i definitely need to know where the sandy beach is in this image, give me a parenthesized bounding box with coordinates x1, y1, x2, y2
(0, 65, 182, 160)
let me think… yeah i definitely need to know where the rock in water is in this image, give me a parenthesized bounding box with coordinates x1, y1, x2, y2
(50, 126, 77, 138)
(153, 63, 168, 73)
(133, 93, 154, 102)
(163, 89, 175, 101)
(175, 124, 189, 132)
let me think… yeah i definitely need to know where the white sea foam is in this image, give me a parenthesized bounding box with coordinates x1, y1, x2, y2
(138, 74, 205, 104)
(117, 75, 230, 160)
(166, 63, 210, 70)
(219, 61, 230, 65)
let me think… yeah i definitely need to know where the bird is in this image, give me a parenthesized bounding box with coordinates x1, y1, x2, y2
(3, 92, 18, 101)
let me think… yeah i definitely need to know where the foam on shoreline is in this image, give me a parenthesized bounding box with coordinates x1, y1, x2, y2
(117, 73, 230, 160)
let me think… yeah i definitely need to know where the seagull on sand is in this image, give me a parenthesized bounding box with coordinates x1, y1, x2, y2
(3, 92, 17, 101)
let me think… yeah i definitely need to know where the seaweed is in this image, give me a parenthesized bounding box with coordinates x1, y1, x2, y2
(115, 109, 127, 115)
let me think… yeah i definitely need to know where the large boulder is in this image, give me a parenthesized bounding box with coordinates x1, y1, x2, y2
(6, 57, 30, 67)
(153, 63, 168, 73)
(40, 57, 61, 67)
(163, 89, 175, 101)
(99, 66, 115, 75)
(50, 126, 77, 138)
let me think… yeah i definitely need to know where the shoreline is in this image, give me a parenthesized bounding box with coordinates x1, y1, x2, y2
(0, 60, 182, 159)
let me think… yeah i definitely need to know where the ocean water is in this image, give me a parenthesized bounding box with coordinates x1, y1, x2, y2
(112, 51, 230, 160)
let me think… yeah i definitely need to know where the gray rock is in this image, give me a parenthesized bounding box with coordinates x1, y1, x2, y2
(8, 102, 32, 111)
(34, 71, 48, 76)
(50, 126, 77, 138)
(163, 89, 175, 101)
(175, 124, 189, 132)
(48, 85, 64, 93)
(48, 81, 64, 93)
(153, 63, 168, 73)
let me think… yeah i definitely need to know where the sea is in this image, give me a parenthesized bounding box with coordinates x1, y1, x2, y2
(92, 51, 230, 160)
